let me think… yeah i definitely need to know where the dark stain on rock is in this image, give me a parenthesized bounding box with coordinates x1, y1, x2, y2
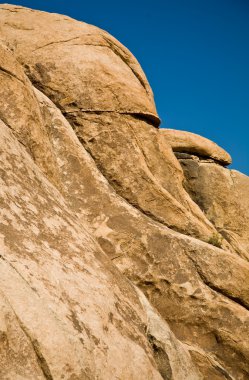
(68, 310, 83, 334)
(97, 237, 116, 256)
(148, 334, 172, 380)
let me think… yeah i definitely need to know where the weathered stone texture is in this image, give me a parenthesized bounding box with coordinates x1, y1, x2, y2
(0, 4, 249, 379)
(161, 129, 232, 165)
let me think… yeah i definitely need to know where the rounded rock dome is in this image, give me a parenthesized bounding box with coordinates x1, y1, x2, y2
(0, 4, 160, 126)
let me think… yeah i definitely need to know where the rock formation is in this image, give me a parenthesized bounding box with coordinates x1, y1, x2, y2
(0, 4, 248, 379)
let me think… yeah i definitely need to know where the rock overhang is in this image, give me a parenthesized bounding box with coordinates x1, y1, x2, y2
(161, 128, 232, 166)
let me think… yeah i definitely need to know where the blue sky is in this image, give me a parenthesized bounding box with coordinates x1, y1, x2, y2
(9, 0, 249, 175)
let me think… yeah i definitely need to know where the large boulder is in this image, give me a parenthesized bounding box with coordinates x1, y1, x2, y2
(0, 3, 158, 121)
(162, 129, 249, 260)
(161, 129, 232, 165)
(0, 4, 249, 379)
(0, 3, 220, 243)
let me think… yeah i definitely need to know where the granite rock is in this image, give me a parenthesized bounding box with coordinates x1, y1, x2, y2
(0, 4, 248, 379)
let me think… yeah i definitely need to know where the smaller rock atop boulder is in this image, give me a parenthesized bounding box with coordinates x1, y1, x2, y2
(161, 129, 232, 166)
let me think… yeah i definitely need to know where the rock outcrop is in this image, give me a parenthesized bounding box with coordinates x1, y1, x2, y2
(0, 4, 248, 379)
(161, 129, 232, 165)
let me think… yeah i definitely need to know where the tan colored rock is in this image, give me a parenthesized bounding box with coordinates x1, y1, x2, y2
(0, 119, 165, 380)
(0, 4, 249, 380)
(0, 43, 59, 187)
(35, 82, 249, 379)
(161, 129, 232, 165)
(0, 291, 45, 379)
(0, 3, 158, 124)
(179, 157, 249, 260)
(0, 3, 226, 244)
(135, 286, 202, 380)
(73, 112, 221, 240)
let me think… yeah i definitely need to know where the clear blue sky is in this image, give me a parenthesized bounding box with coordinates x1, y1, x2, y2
(9, 0, 249, 175)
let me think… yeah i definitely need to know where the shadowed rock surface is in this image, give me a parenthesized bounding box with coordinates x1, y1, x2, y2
(0, 4, 249, 379)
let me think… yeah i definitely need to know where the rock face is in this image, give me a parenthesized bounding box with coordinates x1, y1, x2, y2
(178, 152, 249, 260)
(0, 4, 249, 380)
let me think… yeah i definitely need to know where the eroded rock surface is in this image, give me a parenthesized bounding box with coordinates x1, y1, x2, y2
(0, 3, 220, 244)
(0, 4, 249, 380)
(161, 129, 232, 165)
(179, 155, 249, 260)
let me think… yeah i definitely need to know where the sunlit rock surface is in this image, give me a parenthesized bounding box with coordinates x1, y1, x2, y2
(0, 4, 249, 379)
